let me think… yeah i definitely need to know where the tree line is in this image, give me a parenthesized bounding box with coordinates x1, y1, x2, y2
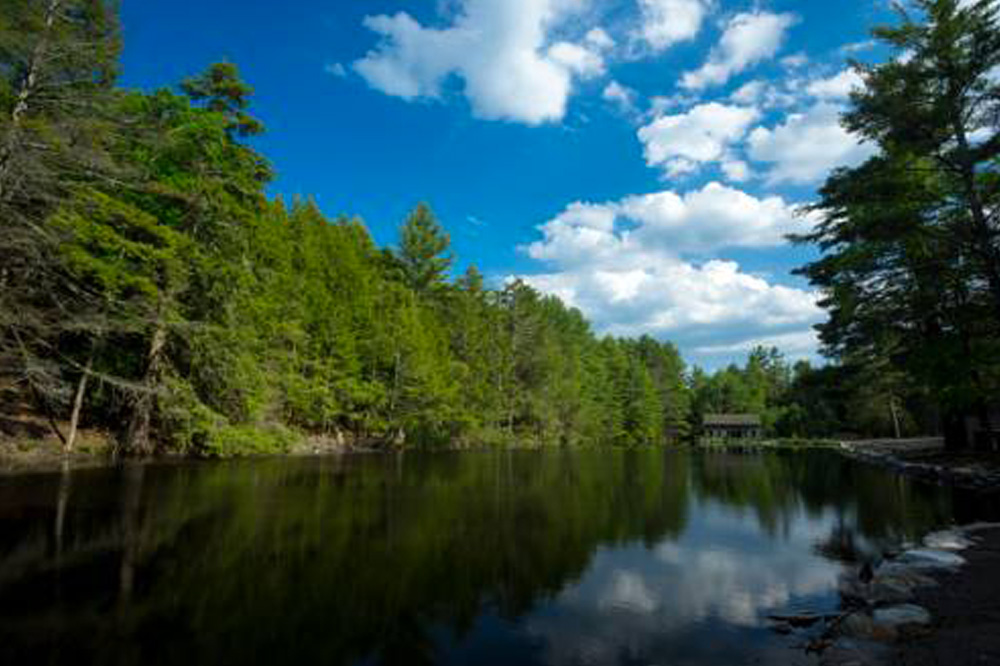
(0, 0, 695, 455)
(3, 0, 995, 455)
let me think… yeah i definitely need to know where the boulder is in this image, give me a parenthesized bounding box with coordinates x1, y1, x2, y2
(873, 562, 939, 586)
(840, 605, 932, 642)
(895, 548, 965, 570)
(872, 604, 932, 638)
(923, 529, 974, 551)
(960, 522, 1000, 534)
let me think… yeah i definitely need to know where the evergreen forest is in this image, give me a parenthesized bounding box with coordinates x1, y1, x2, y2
(1, 0, 998, 456)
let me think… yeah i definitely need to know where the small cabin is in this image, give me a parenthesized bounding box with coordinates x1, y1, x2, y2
(702, 414, 763, 440)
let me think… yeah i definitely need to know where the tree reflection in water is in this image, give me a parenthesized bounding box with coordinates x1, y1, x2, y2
(0, 449, 993, 666)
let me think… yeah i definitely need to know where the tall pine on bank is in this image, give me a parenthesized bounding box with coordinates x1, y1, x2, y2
(0, 0, 121, 449)
(796, 0, 1000, 448)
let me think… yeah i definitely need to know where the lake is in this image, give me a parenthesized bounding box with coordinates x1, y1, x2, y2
(0, 449, 995, 666)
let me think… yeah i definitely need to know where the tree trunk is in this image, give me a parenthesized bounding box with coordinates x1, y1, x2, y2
(0, 0, 62, 202)
(123, 321, 167, 456)
(889, 396, 901, 440)
(951, 117, 999, 449)
(65, 346, 94, 453)
(952, 117, 1000, 323)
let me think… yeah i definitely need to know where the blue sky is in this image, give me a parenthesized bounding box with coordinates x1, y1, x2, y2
(119, 0, 897, 369)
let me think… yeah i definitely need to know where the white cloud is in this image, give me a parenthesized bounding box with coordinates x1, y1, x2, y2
(636, 0, 711, 51)
(353, 0, 606, 125)
(548, 41, 606, 78)
(729, 80, 766, 104)
(781, 52, 809, 68)
(603, 80, 638, 113)
(806, 68, 864, 100)
(585, 27, 615, 51)
(839, 39, 876, 54)
(638, 102, 759, 177)
(525, 261, 821, 362)
(747, 103, 875, 184)
(681, 12, 797, 90)
(694, 329, 819, 357)
(728, 79, 798, 108)
(324, 62, 347, 78)
(527, 182, 811, 261)
(721, 158, 751, 182)
(521, 183, 821, 355)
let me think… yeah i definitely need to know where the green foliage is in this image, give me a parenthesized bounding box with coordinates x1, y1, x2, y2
(794, 0, 1000, 447)
(181, 61, 265, 138)
(396, 203, 453, 294)
(2, 4, 703, 454)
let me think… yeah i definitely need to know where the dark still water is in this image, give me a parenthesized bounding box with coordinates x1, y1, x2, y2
(0, 449, 995, 666)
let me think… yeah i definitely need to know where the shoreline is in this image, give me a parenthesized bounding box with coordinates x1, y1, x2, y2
(5, 433, 1000, 483)
(840, 438, 1000, 493)
(807, 524, 1000, 666)
(892, 526, 1000, 665)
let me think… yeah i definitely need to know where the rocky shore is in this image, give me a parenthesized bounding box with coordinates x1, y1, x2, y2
(841, 439, 1000, 492)
(771, 524, 1000, 666)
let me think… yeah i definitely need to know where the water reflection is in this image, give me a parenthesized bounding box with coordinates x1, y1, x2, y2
(0, 449, 992, 666)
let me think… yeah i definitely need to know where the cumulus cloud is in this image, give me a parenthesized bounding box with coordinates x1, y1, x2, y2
(585, 27, 615, 50)
(806, 68, 864, 99)
(693, 329, 819, 357)
(353, 0, 606, 125)
(527, 182, 809, 260)
(521, 183, 821, 353)
(636, 0, 711, 51)
(638, 102, 759, 177)
(747, 103, 875, 184)
(728, 79, 798, 109)
(720, 158, 752, 182)
(548, 41, 607, 78)
(603, 80, 639, 114)
(524, 261, 821, 346)
(681, 12, 797, 90)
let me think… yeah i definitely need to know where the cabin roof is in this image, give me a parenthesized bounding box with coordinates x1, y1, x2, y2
(703, 414, 762, 427)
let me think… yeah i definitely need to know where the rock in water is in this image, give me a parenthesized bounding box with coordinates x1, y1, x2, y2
(872, 604, 932, 639)
(895, 548, 966, 570)
(842, 605, 933, 642)
(923, 530, 974, 551)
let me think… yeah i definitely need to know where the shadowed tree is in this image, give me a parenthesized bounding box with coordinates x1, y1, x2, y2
(795, 0, 1000, 448)
(0, 0, 121, 443)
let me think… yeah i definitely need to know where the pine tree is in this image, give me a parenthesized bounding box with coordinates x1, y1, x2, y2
(0, 0, 121, 445)
(180, 61, 265, 139)
(397, 203, 453, 294)
(845, 0, 1000, 318)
